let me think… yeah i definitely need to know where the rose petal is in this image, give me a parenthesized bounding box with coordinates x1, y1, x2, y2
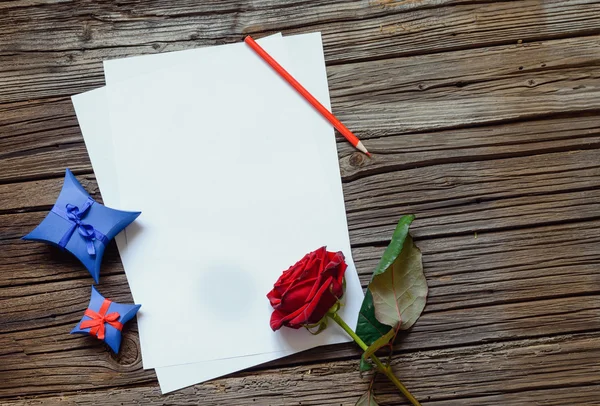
(278, 278, 317, 311)
(336, 262, 347, 287)
(288, 276, 339, 327)
(273, 303, 311, 330)
(273, 260, 306, 294)
(302, 249, 321, 279)
(285, 274, 318, 296)
(304, 252, 343, 301)
(270, 309, 289, 331)
(266, 289, 282, 307)
(318, 247, 329, 272)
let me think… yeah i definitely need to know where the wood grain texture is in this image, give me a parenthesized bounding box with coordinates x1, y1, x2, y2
(3, 333, 599, 404)
(344, 148, 600, 242)
(331, 35, 600, 138)
(338, 114, 600, 180)
(1, 220, 599, 395)
(4, 216, 600, 311)
(2, 0, 600, 404)
(2, 0, 600, 103)
(2, 33, 600, 183)
(2, 148, 599, 244)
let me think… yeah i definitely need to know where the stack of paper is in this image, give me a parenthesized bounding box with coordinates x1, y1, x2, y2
(72, 32, 364, 393)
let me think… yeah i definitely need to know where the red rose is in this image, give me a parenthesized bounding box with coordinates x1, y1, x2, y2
(267, 247, 347, 331)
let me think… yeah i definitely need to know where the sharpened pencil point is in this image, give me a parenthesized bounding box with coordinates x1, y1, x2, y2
(356, 141, 370, 157)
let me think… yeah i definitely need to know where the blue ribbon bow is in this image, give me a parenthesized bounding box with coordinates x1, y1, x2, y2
(51, 197, 109, 257)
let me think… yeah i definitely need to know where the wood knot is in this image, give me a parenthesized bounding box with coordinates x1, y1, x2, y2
(111, 334, 140, 367)
(81, 24, 92, 42)
(348, 152, 367, 167)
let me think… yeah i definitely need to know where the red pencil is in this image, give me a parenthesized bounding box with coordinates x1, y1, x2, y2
(244, 36, 371, 157)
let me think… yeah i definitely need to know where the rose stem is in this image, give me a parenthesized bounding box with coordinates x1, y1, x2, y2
(329, 312, 422, 406)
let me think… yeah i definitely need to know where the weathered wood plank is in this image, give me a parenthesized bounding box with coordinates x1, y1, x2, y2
(4, 267, 600, 352)
(343, 147, 600, 241)
(0, 144, 91, 184)
(5, 147, 599, 213)
(338, 114, 600, 180)
(0, 150, 600, 245)
(2, 255, 599, 395)
(2, 333, 599, 404)
(5, 218, 600, 317)
(355, 219, 600, 311)
(1, 99, 599, 185)
(0, 97, 79, 144)
(332, 35, 600, 138)
(0, 241, 122, 287)
(343, 148, 600, 212)
(2, 1, 600, 104)
(3, 211, 600, 312)
(3, 1, 598, 57)
(2, 148, 600, 245)
(350, 188, 600, 244)
(328, 0, 600, 63)
(0, 174, 100, 214)
(430, 385, 600, 406)
(0, 212, 48, 242)
(2, 34, 599, 183)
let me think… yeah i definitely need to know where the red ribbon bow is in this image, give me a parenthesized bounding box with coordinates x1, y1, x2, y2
(80, 299, 123, 340)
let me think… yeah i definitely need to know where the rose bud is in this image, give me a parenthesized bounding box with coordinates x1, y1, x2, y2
(267, 247, 347, 331)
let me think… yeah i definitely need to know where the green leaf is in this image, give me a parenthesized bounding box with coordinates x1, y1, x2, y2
(359, 355, 373, 372)
(363, 327, 395, 360)
(355, 390, 379, 406)
(356, 215, 416, 345)
(372, 214, 415, 278)
(370, 234, 427, 330)
(356, 289, 393, 346)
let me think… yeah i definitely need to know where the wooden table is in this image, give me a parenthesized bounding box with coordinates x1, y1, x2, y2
(2, 1, 600, 404)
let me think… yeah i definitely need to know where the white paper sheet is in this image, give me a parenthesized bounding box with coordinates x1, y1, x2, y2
(103, 32, 280, 85)
(73, 85, 291, 393)
(104, 32, 362, 368)
(111, 33, 292, 369)
(75, 36, 296, 393)
(73, 32, 362, 392)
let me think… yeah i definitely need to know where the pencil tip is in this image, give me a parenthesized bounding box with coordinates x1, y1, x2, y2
(356, 141, 371, 157)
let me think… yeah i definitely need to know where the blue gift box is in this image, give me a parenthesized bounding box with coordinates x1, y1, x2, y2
(71, 286, 141, 353)
(23, 169, 140, 283)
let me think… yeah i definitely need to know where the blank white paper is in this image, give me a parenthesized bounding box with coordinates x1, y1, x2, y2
(103, 33, 281, 86)
(73, 85, 292, 393)
(73, 32, 363, 391)
(105, 31, 363, 368)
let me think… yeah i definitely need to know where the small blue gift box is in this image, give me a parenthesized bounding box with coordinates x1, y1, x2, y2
(23, 169, 140, 283)
(71, 286, 141, 353)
